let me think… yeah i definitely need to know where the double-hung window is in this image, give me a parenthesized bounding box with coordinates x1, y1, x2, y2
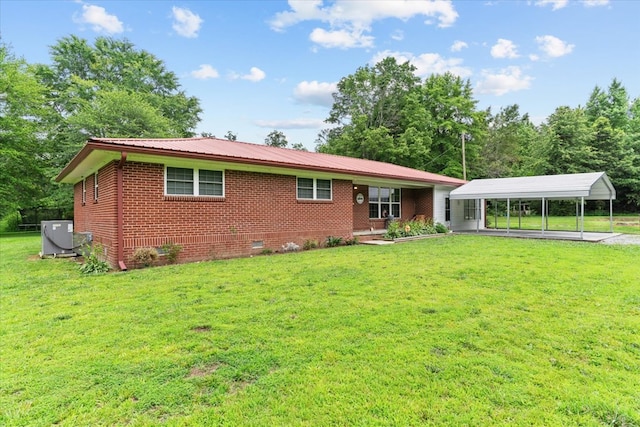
(369, 187, 400, 219)
(464, 199, 476, 220)
(297, 178, 332, 200)
(166, 167, 224, 196)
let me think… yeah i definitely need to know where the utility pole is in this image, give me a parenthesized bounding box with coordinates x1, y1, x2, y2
(461, 133, 467, 181)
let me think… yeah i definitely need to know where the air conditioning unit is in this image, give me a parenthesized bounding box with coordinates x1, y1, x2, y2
(41, 220, 75, 257)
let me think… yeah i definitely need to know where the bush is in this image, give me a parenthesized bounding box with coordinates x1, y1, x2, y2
(435, 222, 448, 233)
(344, 236, 359, 246)
(325, 236, 343, 247)
(384, 219, 437, 239)
(0, 211, 21, 232)
(79, 243, 110, 274)
(161, 242, 182, 264)
(303, 239, 319, 250)
(133, 247, 159, 267)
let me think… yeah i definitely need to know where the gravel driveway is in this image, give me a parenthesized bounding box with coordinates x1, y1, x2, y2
(601, 234, 640, 245)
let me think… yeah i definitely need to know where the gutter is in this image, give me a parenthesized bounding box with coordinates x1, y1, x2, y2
(117, 152, 127, 271)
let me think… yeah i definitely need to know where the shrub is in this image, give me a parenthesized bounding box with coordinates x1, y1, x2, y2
(133, 247, 159, 267)
(325, 236, 343, 247)
(435, 222, 448, 233)
(344, 236, 359, 246)
(79, 243, 110, 274)
(260, 249, 273, 255)
(0, 211, 21, 232)
(384, 220, 437, 239)
(161, 242, 182, 264)
(281, 242, 300, 252)
(303, 239, 319, 250)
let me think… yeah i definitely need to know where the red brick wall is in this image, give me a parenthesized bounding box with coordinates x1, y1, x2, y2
(74, 162, 118, 266)
(117, 162, 353, 266)
(413, 188, 434, 221)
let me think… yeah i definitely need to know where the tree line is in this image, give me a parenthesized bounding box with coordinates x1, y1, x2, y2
(317, 57, 639, 210)
(2, 37, 638, 226)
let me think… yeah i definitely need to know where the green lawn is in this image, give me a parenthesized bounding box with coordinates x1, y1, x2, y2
(489, 215, 640, 234)
(1, 234, 639, 426)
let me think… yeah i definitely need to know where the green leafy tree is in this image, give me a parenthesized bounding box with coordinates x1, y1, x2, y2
(481, 105, 538, 178)
(317, 57, 433, 168)
(264, 130, 288, 148)
(540, 106, 592, 175)
(224, 131, 237, 141)
(0, 44, 50, 217)
(291, 142, 308, 151)
(420, 72, 487, 179)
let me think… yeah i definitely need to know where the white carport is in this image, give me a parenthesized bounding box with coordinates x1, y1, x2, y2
(449, 172, 616, 239)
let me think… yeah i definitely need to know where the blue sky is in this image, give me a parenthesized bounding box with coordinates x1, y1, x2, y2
(2, 0, 638, 150)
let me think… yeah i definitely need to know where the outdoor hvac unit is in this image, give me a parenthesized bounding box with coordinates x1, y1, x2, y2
(41, 220, 75, 256)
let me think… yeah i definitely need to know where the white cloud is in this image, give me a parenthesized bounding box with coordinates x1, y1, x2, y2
(476, 66, 533, 96)
(535, 35, 574, 57)
(490, 38, 519, 59)
(172, 6, 203, 38)
(451, 40, 468, 52)
(309, 28, 374, 49)
(391, 30, 404, 41)
(269, 0, 458, 49)
(372, 50, 472, 78)
(191, 64, 219, 80)
(535, 0, 569, 10)
(529, 54, 540, 61)
(73, 4, 124, 34)
(230, 67, 266, 82)
(582, 0, 609, 6)
(255, 118, 326, 129)
(293, 80, 337, 106)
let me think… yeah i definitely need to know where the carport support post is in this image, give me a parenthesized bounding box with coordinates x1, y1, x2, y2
(541, 197, 545, 235)
(476, 199, 480, 232)
(580, 196, 585, 239)
(506, 198, 511, 234)
(575, 200, 579, 231)
(609, 198, 613, 232)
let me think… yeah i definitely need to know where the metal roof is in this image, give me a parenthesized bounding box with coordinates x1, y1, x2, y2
(449, 172, 616, 200)
(57, 137, 466, 187)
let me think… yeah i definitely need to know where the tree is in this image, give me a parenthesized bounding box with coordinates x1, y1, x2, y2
(264, 130, 288, 148)
(27, 35, 202, 214)
(36, 35, 202, 171)
(480, 105, 537, 178)
(224, 131, 237, 141)
(420, 72, 487, 179)
(540, 106, 592, 175)
(317, 57, 431, 168)
(0, 44, 50, 217)
(291, 142, 308, 151)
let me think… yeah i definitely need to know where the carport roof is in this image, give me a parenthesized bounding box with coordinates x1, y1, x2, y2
(449, 172, 615, 200)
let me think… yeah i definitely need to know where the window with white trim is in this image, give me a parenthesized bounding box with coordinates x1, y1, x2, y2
(82, 178, 86, 204)
(369, 187, 400, 219)
(297, 178, 332, 200)
(94, 172, 98, 201)
(464, 199, 477, 220)
(165, 167, 224, 196)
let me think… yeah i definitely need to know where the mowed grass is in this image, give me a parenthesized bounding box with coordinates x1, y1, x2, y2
(491, 214, 640, 234)
(1, 234, 639, 426)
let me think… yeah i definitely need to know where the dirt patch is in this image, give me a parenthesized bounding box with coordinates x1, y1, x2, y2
(187, 363, 221, 378)
(191, 325, 212, 332)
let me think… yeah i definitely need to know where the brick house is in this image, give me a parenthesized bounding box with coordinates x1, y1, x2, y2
(56, 137, 468, 269)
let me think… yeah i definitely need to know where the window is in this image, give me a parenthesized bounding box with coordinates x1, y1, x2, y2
(94, 172, 99, 201)
(165, 167, 224, 196)
(369, 187, 400, 219)
(445, 197, 451, 221)
(82, 179, 86, 204)
(464, 199, 476, 220)
(297, 178, 332, 200)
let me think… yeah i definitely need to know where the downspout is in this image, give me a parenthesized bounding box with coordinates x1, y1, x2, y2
(117, 152, 128, 271)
